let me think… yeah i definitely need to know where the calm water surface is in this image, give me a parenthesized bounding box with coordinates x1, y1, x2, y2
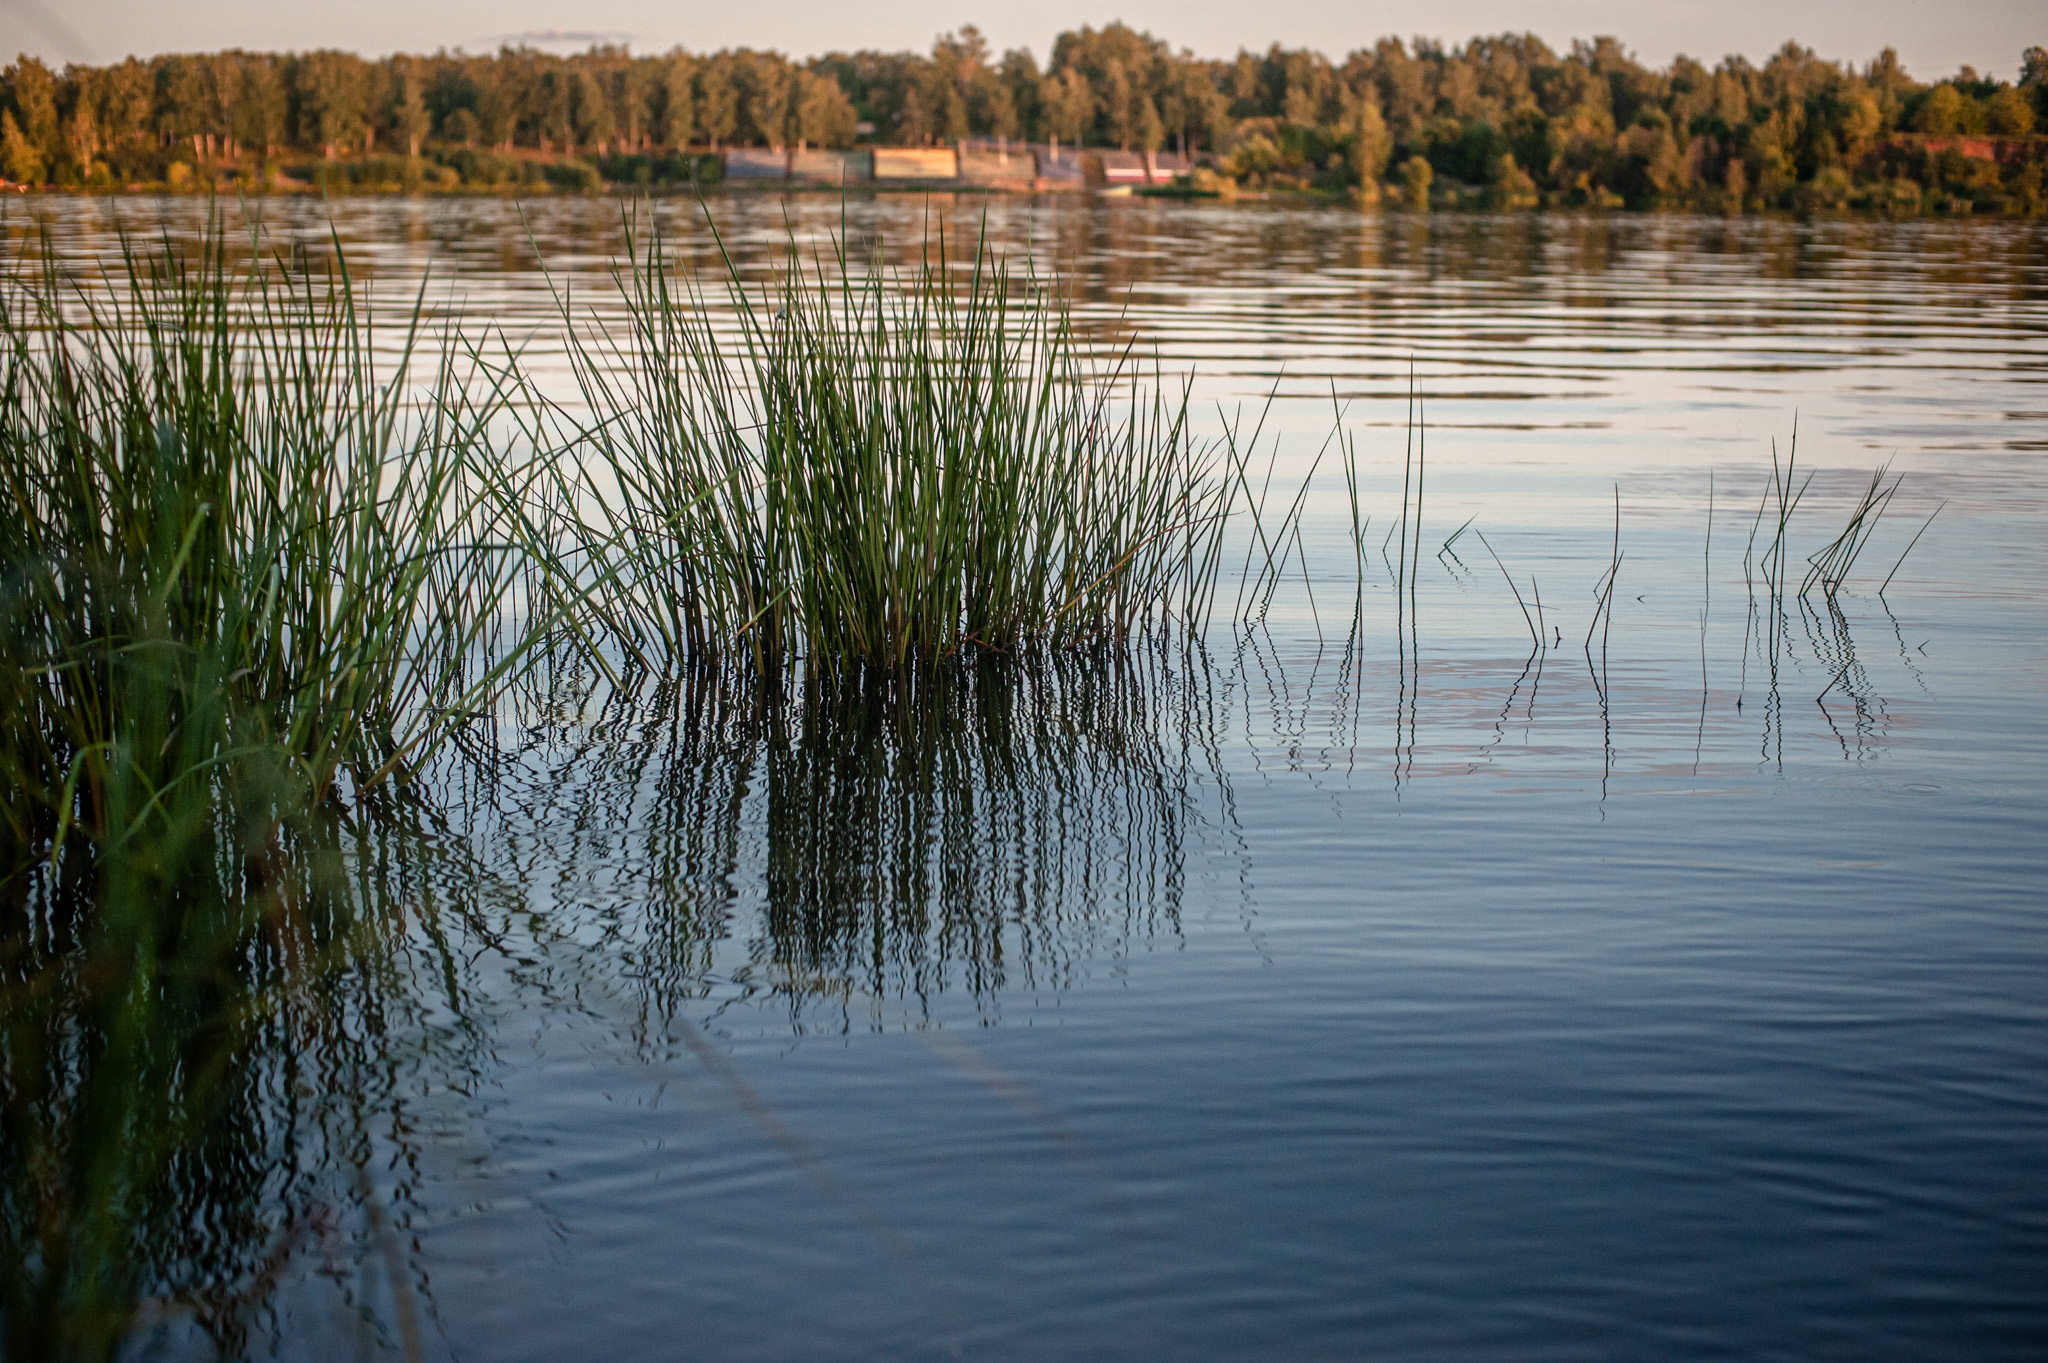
(6, 197, 2046, 1359)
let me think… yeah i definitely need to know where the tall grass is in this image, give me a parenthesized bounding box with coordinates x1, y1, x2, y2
(0, 221, 540, 874)
(0, 221, 545, 1358)
(545, 211, 1232, 676)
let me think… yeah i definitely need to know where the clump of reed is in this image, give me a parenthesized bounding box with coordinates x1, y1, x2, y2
(0, 221, 539, 875)
(0, 218, 550, 1357)
(545, 212, 1231, 676)
(1796, 461, 1943, 600)
(1800, 463, 1898, 599)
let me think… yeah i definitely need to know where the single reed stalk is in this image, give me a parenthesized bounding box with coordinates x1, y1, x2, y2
(1702, 468, 1713, 696)
(1880, 501, 1943, 596)
(1475, 529, 1539, 651)
(1408, 384, 1425, 625)
(1604, 485, 1618, 670)
(1395, 368, 1414, 613)
(1584, 486, 1620, 701)
(1438, 514, 1476, 565)
(1336, 397, 1368, 595)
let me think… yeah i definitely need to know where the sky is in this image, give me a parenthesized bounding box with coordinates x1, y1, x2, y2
(1, 0, 2038, 82)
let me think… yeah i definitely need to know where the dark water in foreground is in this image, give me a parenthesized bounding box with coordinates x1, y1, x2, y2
(5, 199, 2046, 1359)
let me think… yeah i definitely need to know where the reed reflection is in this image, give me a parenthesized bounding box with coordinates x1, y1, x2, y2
(484, 653, 1235, 1029)
(1, 787, 496, 1361)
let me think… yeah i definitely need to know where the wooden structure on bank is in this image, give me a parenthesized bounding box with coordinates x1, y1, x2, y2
(714, 142, 1192, 191)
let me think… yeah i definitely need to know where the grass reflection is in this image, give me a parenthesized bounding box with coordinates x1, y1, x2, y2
(478, 650, 1234, 1030)
(0, 781, 494, 1361)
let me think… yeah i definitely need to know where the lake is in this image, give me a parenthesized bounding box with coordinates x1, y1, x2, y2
(4, 195, 2045, 1360)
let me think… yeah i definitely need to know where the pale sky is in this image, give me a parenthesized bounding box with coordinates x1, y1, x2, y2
(2, 0, 2037, 83)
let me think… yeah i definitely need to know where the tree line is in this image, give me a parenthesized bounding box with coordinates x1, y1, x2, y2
(3, 27, 2044, 210)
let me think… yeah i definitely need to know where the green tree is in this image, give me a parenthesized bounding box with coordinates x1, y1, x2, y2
(1, 109, 44, 182)
(1097, 59, 1133, 146)
(658, 57, 696, 147)
(1366, 38, 1430, 135)
(153, 55, 208, 146)
(98, 59, 154, 148)
(537, 64, 573, 151)
(571, 66, 615, 150)
(931, 73, 968, 143)
(294, 50, 372, 156)
(1040, 68, 1092, 144)
(200, 53, 243, 152)
(788, 68, 855, 147)
(889, 83, 926, 143)
(60, 97, 98, 177)
(929, 26, 998, 139)
(1830, 87, 1883, 160)
(1134, 96, 1164, 152)
(998, 48, 1042, 139)
(1985, 86, 2033, 135)
(231, 57, 286, 154)
(487, 48, 543, 149)
(695, 59, 737, 149)
(387, 58, 430, 157)
(2022, 46, 2048, 127)
(471, 59, 516, 151)
(1616, 118, 1682, 201)
(1347, 96, 1391, 185)
(1487, 151, 1538, 206)
(1051, 23, 1168, 146)
(730, 51, 793, 146)
(1915, 83, 1964, 134)
(1160, 59, 1225, 155)
(1272, 46, 1334, 129)
(604, 53, 651, 149)
(1400, 152, 1433, 205)
(974, 76, 1019, 139)
(4, 57, 59, 163)
(1742, 111, 1797, 199)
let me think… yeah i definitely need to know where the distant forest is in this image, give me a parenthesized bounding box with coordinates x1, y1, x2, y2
(3, 26, 2045, 211)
